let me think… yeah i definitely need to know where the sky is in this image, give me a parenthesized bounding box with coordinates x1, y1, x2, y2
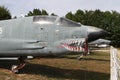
(0, 0, 120, 17)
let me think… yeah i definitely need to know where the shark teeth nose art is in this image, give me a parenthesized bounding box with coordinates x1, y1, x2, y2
(61, 39, 85, 52)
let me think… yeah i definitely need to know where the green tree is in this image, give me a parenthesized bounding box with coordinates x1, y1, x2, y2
(27, 9, 49, 16)
(65, 12, 73, 20)
(75, 9, 85, 23)
(27, 8, 41, 16)
(51, 13, 57, 16)
(0, 6, 11, 20)
(41, 9, 48, 15)
(65, 12, 77, 21)
(33, 9, 41, 15)
(27, 11, 33, 16)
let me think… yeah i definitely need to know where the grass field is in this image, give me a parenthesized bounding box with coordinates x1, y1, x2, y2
(0, 51, 110, 80)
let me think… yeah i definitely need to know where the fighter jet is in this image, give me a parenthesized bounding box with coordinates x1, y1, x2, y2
(0, 16, 108, 73)
(89, 39, 111, 48)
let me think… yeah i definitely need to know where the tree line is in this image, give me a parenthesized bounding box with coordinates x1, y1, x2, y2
(0, 6, 120, 47)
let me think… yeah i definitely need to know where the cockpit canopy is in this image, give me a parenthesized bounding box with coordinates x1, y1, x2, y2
(33, 16, 81, 27)
(33, 16, 56, 24)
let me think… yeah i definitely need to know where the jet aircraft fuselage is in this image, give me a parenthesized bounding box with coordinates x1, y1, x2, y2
(0, 16, 88, 57)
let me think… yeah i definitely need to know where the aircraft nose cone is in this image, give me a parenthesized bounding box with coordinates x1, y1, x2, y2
(87, 27, 109, 42)
(100, 29, 109, 36)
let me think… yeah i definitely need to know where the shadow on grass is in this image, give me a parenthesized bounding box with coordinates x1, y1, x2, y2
(0, 60, 110, 80)
(37, 55, 110, 62)
(77, 58, 110, 62)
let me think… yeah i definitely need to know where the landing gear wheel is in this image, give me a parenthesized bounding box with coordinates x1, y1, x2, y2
(11, 65, 19, 73)
(11, 57, 26, 73)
